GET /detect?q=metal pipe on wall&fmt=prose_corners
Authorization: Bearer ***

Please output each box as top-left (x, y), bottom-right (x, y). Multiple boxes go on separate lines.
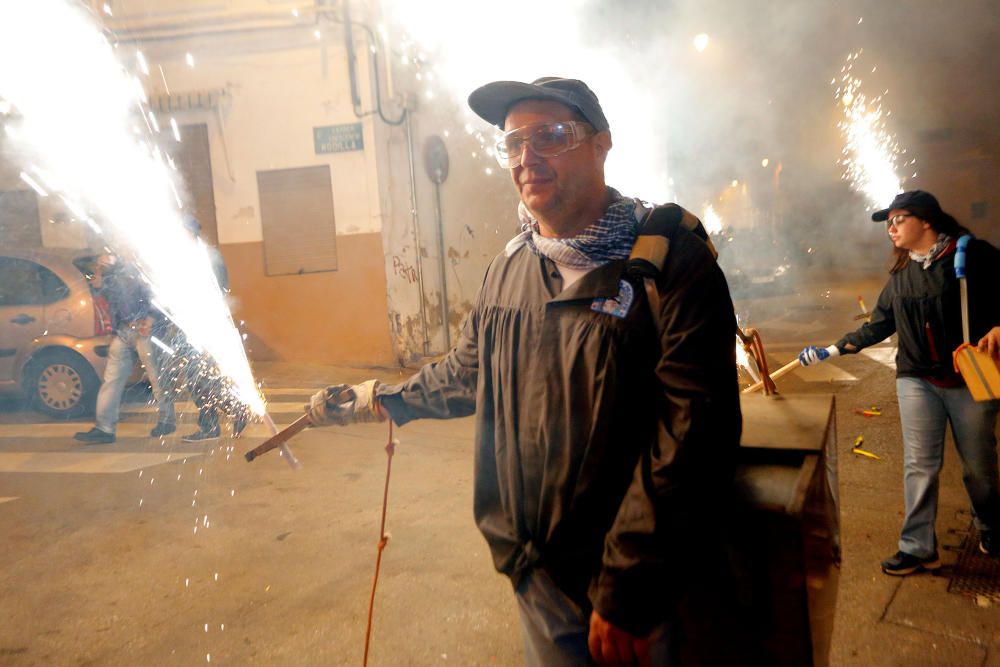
top-left (432, 181), bottom-right (450, 350)
top-left (404, 111), bottom-right (430, 356)
top-left (341, 4), bottom-right (430, 358)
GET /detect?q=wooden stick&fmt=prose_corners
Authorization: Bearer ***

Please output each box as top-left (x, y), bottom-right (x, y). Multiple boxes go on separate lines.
top-left (742, 358), bottom-right (801, 394)
top-left (245, 413), bottom-right (308, 468)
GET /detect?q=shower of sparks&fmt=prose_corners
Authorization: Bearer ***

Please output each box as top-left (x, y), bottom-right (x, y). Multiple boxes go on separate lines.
top-left (734, 336), bottom-right (760, 384)
top-left (379, 1), bottom-right (672, 201)
top-left (19, 171), bottom-right (48, 197)
top-left (834, 51), bottom-right (909, 207)
top-left (0, 0), bottom-right (265, 416)
top-left (703, 204), bottom-right (723, 235)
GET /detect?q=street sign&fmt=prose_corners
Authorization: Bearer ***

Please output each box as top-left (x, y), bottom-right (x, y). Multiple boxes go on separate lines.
top-left (313, 123), bottom-right (364, 154)
top-left (423, 135), bottom-right (449, 184)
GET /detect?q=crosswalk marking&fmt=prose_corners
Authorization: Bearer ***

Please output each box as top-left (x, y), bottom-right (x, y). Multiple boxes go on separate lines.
top-left (256, 387), bottom-right (320, 396)
top-left (0, 452), bottom-right (205, 474)
top-left (0, 386), bottom-right (320, 479)
top-left (861, 346), bottom-right (897, 368)
top-left (0, 421), bottom-right (294, 439)
top-left (122, 401), bottom-right (307, 414)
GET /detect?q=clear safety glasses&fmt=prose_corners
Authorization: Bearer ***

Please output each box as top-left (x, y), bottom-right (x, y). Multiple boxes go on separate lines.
top-left (494, 121), bottom-right (594, 169)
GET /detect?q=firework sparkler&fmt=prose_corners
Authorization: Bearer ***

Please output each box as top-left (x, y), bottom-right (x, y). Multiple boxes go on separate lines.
top-left (834, 51), bottom-right (916, 207)
top-left (0, 2), bottom-right (265, 418)
top-left (703, 204), bottom-right (723, 235)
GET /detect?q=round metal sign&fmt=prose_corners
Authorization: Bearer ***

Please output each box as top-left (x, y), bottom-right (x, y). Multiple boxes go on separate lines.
top-left (423, 135), bottom-right (449, 184)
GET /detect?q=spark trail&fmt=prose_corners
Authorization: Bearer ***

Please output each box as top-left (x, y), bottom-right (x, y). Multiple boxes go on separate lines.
top-left (0, 1), bottom-right (264, 415)
top-left (834, 51), bottom-right (915, 207)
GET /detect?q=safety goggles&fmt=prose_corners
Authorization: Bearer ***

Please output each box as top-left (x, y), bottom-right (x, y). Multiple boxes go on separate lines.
top-left (494, 121), bottom-right (594, 169)
top-left (886, 213), bottom-right (915, 228)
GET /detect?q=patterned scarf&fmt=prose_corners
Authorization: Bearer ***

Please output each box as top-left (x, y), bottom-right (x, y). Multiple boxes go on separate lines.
top-left (504, 188), bottom-right (643, 268)
top-left (909, 233), bottom-right (952, 269)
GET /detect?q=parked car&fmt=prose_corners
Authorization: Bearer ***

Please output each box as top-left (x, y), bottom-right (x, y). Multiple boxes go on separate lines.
top-left (0, 247), bottom-right (141, 418)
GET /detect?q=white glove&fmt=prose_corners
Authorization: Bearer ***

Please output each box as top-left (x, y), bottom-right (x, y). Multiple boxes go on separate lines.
top-left (798, 345), bottom-right (840, 367)
top-left (305, 380), bottom-right (386, 426)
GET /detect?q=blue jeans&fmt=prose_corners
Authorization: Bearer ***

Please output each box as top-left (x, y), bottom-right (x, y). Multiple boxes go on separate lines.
top-left (896, 377), bottom-right (1000, 557)
top-left (94, 327), bottom-right (175, 434)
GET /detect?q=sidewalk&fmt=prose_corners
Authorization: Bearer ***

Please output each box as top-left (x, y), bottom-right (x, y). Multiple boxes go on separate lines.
top-left (251, 356), bottom-right (1000, 666)
top-left (815, 351), bottom-right (1000, 667)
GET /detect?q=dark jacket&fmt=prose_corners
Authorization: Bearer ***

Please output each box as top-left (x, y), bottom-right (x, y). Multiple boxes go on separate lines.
top-left (379, 222), bottom-right (741, 636)
top-left (835, 238), bottom-right (1000, 378)
top-left (97, 264), bottom-right (153, 333)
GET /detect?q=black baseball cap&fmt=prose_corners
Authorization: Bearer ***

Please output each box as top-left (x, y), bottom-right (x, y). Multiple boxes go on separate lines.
top-left (468, 77), bottom-right (610, 132)
top-left (871, 190), bottom-right (942, 222)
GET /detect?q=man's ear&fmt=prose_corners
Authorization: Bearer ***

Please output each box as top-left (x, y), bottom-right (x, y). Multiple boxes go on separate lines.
top-left (593, 130), bottom-right (612, 160)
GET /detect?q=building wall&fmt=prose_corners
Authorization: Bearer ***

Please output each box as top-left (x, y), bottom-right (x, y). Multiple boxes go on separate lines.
top-left (103, 2), bottom-right (397, 365)
top-left (100, 0), bottom-right (516, 366)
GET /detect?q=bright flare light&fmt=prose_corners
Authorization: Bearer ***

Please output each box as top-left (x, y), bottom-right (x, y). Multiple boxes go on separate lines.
top-left (694, 33), bottom-right (710, 52)
top-left (834, 52), bottom-right (908, 207)
top-left (380, 1), bottom-right (672, 201)
top-left (703, 204), bottom-right (723, 235)
top-left (734, 336), bottom-right (760, 384)
top-left (0, 0), bottom-right (265, 415)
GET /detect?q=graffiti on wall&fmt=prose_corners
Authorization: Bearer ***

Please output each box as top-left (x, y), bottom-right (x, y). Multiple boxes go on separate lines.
top-left (392, 255), bottom-right (418, 284)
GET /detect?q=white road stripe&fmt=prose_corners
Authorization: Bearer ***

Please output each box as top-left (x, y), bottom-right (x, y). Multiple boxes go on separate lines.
top-left (257, 388), bottom-right (324, 396)
top-left (0, 452), bottom-right (204, 474)
top-left (0, 421), bottom-right (293, 438)
top-left (861, 346), bottom-right (898, 368)
top-left (122, 401), bottom-right (307, 414)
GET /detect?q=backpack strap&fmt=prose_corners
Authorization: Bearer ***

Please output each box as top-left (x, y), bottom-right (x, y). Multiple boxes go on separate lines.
top-left (628, 204), bottom-right (717, 277)
top-left (626, 203), bottom-right (717, 340)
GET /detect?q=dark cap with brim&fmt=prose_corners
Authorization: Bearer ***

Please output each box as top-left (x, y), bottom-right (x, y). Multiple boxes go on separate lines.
top-left (468, 77), bottom-right (609, 132)
top-left (871, 190), bottom-right (942, 221)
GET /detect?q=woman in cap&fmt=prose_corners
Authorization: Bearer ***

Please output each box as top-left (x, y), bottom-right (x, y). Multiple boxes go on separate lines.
top-left (798, 190), bottom-right (1000, 575)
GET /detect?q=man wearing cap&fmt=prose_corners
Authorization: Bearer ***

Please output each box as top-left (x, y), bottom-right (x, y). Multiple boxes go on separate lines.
top-left (799, 190), bottom-right (1000, 574)
top-left (307, 78), bottom-right (743, 665)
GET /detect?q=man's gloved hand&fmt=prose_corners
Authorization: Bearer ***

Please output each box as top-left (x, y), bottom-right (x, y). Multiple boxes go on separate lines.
top-left (305, 380), bottom-right (386, 426)
top-left (798, 345), bottom-right (840, 367)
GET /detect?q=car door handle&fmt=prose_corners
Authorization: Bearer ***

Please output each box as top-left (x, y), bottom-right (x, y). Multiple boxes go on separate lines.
top-left (10, 314), bottom-right (36, 325)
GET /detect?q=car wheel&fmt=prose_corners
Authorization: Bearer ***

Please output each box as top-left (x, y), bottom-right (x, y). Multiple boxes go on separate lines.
top-left (25, 350), bottom-right (101, 419)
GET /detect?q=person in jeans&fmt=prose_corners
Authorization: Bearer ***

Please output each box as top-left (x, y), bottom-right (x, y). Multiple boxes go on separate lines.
top-left (74, 253), bottom-right (175, 444)
top-left (799, 190), bottom-right (1000, 574)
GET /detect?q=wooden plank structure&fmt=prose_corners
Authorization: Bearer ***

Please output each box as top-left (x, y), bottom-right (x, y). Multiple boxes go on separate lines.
top-left (735, 393), bottom-right (840, 667)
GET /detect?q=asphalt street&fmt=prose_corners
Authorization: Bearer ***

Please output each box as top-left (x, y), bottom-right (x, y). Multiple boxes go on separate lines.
top-left (1, 275), bottom-right (998, 665)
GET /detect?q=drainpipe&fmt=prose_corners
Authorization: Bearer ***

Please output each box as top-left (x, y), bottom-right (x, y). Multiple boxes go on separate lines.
top-left (404, 111), bottom-right (430, 356)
